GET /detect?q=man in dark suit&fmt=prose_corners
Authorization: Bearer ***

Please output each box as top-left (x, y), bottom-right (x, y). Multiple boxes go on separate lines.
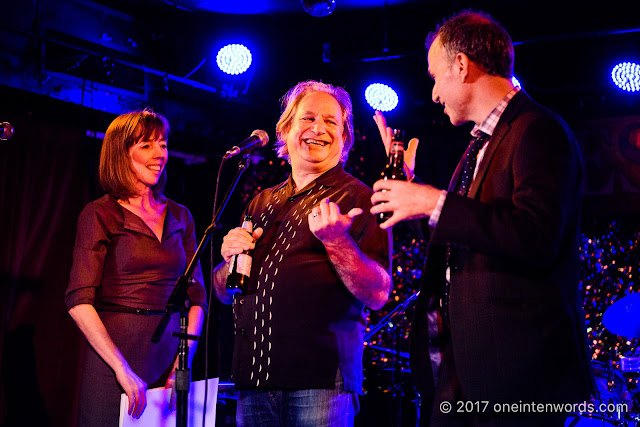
top-left (371, 10), bottom-right (595, 426)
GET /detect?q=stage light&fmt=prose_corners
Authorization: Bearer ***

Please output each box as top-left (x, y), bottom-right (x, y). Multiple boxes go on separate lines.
top-left (611, 62), bottom-right (640, 92)
top-left (511, 75), bottom-right (522, 88)
top-left (216, 44), bottom-right (252, 75)
top-left (365, 83), bottom-right (398, 112)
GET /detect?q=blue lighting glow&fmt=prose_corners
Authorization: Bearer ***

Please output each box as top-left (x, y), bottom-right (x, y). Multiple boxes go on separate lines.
top-left (365, 83), bottom-right (398, 112)
top-left (612, 62), bottom-right (640, 92)
top-left (216, 44), bottom-right (252, 75)
top-left (511, 75), bottom-right (522, 88)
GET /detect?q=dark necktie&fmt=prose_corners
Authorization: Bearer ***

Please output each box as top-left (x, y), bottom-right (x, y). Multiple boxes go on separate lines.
top-left (456, 132), bottom-right (490, 197)
top-left (442, 132), bottom-right (490, 330)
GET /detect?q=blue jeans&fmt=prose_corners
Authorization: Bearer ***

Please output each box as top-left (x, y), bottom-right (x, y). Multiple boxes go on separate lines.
top-left (236, 374), bottom-right (359, 426)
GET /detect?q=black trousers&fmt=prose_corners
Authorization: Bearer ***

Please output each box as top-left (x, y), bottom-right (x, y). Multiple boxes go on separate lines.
top-left (423, 342), bottom-right (568, 427)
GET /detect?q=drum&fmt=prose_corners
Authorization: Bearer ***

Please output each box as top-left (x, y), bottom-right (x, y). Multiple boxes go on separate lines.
top-left (565, 360), bottom-right (627, 426)
top-left (592, 360), bottom-right (625, 407)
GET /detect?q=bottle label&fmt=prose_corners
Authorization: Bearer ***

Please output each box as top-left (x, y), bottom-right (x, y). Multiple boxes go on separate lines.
top-left (390, 141), bottom-right (404, 154)
top-left (234, 253), bottom-right (252, 276)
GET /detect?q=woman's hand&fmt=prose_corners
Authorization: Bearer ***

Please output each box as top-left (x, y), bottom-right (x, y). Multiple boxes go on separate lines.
top-left (165, 368), bottom-right (178, 411)
top-left (115, 364), bottom-right (148, 418)
top-left (164, 305), bottom-right (204, 411)
top-left (68, 304), bottom-right (149, 419)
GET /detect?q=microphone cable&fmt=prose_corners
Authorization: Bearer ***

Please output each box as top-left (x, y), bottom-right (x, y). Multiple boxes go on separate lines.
top-left (202, 154), bottom-right (228, 427)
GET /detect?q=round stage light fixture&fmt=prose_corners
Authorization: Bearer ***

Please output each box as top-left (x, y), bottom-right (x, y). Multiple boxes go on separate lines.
top-left (612, 62), bottom-right (640, 92)
top-left (365, 83), bottom-right (398, 112)
top-left (217, 44), bottom-right (252, 75)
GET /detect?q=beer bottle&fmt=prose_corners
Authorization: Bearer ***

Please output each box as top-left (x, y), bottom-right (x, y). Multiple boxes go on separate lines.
top-left (226, 215), bottom-right (253, 295)
top-left (377, 129), bottom-right (407, 224)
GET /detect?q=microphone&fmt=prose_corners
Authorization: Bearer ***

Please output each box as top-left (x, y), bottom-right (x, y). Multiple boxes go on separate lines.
top-left (0, 122), bottom-right (14, 140)
top-left (223, 129), bottom-right (269, 159)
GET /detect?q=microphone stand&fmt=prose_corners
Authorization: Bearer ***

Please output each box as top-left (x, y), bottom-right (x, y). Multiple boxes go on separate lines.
top-left (152, 154), bottom-right (252, 427)
top-left (364, 290), bottom-right (419, 342)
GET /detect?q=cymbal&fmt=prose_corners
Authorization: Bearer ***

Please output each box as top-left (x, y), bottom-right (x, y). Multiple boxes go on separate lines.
top-left (603, 292), bottom-right (640, 338)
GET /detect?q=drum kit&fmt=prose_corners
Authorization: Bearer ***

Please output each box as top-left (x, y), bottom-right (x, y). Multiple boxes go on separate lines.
top-left (567, 292), bottom-right (640, 426)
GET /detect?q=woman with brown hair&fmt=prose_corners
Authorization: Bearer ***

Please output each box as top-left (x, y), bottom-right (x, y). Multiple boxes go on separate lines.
top-left (65, 109), bottom-right (207, 426)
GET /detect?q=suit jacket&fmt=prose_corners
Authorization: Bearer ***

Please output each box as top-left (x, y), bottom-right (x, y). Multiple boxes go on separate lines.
top-left (410, 90), bottom-right (595, 404)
